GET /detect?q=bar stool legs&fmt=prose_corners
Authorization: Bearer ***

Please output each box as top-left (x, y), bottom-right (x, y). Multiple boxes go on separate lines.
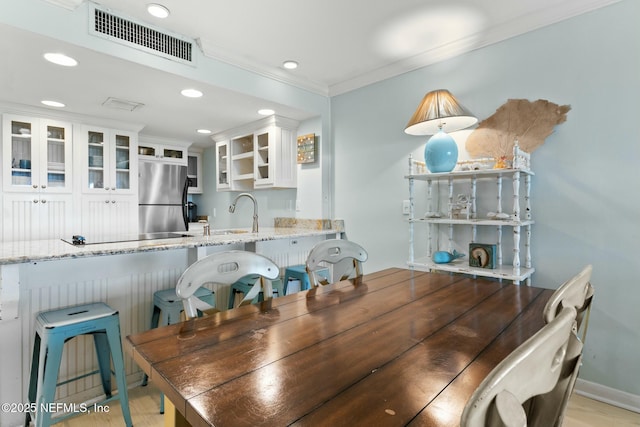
top-left (143, 286), bottom-right (215, 414)
top-left (26, 302), bottom-right (132, 427)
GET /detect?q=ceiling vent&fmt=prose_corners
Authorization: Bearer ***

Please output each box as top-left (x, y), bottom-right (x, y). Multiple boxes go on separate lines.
top-left (102, 97), bottom-right (145, 112)
top-left (90, 5), bottom-right (194, 65)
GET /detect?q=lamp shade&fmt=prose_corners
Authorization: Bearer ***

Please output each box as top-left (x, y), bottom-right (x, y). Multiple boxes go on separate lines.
top-left (404, 89), bottom-right (477, 136)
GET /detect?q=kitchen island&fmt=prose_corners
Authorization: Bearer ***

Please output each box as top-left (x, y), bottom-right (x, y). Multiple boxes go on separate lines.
top-left (0, 219), bottom-right (344, 427)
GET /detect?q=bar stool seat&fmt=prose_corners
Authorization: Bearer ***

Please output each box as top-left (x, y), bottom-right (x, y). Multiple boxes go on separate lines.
top-left (283, 264), bottom-right (329, 295)
top-left (151, 286), bottom-right (215, 328)
top-left (26, 302), bottom-right (132, 427)
top-left (228, 276), bottom-right (283, 309)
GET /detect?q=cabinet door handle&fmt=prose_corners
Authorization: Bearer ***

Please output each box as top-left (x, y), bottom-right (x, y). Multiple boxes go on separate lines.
top-left (33, 184), bottom-right (38, 189)
top-left (105, 200), bottom-right (110, 204)
top-left (41, 199), bottom-right (46, 204)
top-left (33, 199), bottom-right (39, 203)
top-left (111, 200), bottom-right (116, 204)
top-left (41, 185), bottom-right (47, 189)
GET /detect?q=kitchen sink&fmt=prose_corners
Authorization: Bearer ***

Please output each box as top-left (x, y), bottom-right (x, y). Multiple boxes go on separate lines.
top-left (211, 229), bottom-right (249, 235)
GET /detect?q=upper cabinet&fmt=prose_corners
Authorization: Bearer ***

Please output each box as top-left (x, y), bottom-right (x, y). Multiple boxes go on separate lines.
top-left (2, 114), bottom-right (74, 241)
top-left (78, 125), bottom-right (138, 195)
top-left (187, 148), bottom-right (203, 194)
top-left (213, 115), bottom-right (299, 191)
top-left (138, 137), bottom-right (189, 165)
top-left (2, 114), bottom-right (73, 193)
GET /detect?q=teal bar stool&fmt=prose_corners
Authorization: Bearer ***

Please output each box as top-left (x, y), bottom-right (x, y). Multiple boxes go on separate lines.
top-left (283, 264), bottom-right (330, 295)
top-left (26, 302), bottom-right (132, 427)
top-left (228, 276), bottom-right (283, 309)
top-left (151, 286), bottom-right (215, 329)
top-left (143, 286), bottom-right (215, 413)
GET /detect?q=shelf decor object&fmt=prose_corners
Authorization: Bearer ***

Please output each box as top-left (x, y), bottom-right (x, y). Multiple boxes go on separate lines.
top-left (469, 243), bottom-right (497, 269)
top-left (405, 89), bottom-right (478, 173)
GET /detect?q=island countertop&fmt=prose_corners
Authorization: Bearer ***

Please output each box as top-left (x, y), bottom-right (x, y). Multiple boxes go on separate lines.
top-left (0, 219), bottom-right (345, 266)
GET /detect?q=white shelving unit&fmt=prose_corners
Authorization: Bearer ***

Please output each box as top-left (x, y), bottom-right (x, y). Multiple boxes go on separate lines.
top-left (213, 115), bottom-right (299, 191)
top-left (406, 144), bottom-right (535, 285)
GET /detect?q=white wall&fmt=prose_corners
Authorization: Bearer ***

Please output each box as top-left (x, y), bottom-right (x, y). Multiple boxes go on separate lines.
top-left (331, 0), bottom-right (640, 398)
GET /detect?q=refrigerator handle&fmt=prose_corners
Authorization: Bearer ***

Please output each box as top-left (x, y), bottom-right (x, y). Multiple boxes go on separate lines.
top-left (182, 177), bottom-right (189, 230)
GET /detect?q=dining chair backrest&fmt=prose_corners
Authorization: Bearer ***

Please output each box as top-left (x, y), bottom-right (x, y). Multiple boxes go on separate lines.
top-left (176, 250), bottom-right (280, 319)
top-left (543, 264), bottom-right (594, 342)
top-left (460, 306), bottom-right (579, 427)
top-left (535, 264), bottom-right (594, 427)
top-left (305, 239), bottom-right (368, 287)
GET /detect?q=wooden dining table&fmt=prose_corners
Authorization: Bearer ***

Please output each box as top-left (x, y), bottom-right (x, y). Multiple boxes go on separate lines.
top-left (125, 267), bottom-right (553, 427)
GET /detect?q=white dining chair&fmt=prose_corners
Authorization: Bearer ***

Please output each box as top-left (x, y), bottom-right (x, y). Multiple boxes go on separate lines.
top-left (305, 239), bottom-right (368, 287)
top-left (534, 264), bottom-right (594, 427)
top-left (543, 264), bottom-right (594, 342)
top-left (176, 250), bottom-right (280, 319)
top-left (460, 306), bottom-right (579, 427)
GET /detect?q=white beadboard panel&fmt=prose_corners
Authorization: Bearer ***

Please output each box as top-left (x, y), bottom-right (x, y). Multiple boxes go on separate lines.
top-left (18, 249), bottom-right (190, 403)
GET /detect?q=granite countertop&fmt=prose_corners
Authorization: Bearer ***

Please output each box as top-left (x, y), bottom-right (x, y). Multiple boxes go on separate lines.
top-left (0, 219), bottom-right (345, 266)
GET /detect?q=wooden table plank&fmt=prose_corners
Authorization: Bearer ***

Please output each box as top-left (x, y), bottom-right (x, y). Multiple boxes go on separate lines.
top-left (406, 288), bottom-right (553, 427)
top-left (125, 269), bottom-right (553, 427)
top-left (294, 285), bottom-right (547, 426)
top-left (183, 277), bottom-right (518, 426)
top-left (149, 271), bottom-right (468, 419)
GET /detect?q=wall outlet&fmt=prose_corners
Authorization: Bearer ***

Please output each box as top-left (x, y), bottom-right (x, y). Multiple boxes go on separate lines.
top-left (402, 200), bottom-right (410, 215)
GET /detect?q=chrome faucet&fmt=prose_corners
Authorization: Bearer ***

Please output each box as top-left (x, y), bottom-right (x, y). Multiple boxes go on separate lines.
top-left (229, 193), bottom-right (259, 233)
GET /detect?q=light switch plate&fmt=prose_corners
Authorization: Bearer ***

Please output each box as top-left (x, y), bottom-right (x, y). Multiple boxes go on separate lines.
top-left (402, 200), bottom-right (410, 215)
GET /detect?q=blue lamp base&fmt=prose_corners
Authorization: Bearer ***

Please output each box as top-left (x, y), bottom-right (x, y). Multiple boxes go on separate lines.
top-left (424, 129), bottom-right (458, 173)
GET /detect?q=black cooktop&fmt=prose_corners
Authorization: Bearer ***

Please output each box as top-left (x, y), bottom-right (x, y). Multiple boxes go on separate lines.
top-left (62, 232), bottom-right (188, 246)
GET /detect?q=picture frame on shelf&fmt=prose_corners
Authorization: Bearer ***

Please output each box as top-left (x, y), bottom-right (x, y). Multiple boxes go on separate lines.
top-left (469, 243), bottom-right (497, 269)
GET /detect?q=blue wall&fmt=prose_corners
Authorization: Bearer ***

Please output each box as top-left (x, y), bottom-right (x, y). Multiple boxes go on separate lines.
top-left (332, 0), bottom-right (640, 397)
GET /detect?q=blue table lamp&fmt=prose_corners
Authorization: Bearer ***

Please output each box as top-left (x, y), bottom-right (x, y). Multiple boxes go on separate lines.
top-left (404, 89), bottom-right (477, 173)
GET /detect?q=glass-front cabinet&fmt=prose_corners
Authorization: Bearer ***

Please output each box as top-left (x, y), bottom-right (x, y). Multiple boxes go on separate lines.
top-left (187, 149), bottom-right (203, 194)
top-left (2, 114), bottom-right (73, 242)
top-left (215, 140), bottom-right (230, 191)
top-left (2, 114), bottom-right (73, 193)
top-left (82, 126), bottom-right (136, 194)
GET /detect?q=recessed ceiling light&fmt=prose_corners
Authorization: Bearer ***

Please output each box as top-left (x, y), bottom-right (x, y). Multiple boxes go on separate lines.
top-left (147, 3), bottom-right (170, 18)
top-left (43, 53), bottom-right (78, 67)
top-left (196, 129), bottom-right (212, 134)
top-left (258, 109), bottom-right (275, 116)
top-left (283, 60), bottom-right (298, 70)
top-left (41, 100), bottom-right (66, 108)
top-left (181, 89), bottom-right (203, 98)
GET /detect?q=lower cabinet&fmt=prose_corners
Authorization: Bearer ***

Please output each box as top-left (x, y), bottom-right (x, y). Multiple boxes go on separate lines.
top-left (1, 193), bottom-right (73, 241)
top-left (79, 193), bottom-right (138, 241)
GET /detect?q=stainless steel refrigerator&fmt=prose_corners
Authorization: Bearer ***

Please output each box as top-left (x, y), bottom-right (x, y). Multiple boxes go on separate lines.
top-left (138, 161), bottom-right (189, 235)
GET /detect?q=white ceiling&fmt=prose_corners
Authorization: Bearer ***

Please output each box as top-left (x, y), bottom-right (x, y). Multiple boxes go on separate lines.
top-left (0, 0), bottom-right (620, 147)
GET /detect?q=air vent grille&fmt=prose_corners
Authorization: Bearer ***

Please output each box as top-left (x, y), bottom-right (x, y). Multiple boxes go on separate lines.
top-left (93, 8), bottom-right (193, 63)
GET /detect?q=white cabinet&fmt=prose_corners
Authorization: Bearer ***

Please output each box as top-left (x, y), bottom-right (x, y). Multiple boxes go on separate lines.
top-left (2, 115), bottom-right (73, 241)
top-left (138, 139), bottom-right (188, 165)
top-left (2, 114), bottom-right (73, 193)
top-left (79, 194), bottom-right (138, 241)
top-left (77, 126), bottom-right (138, 240)
top-left (79, 126), bottom-right (137, 195)
top-left (405, 146), bottom-right (535, 285)
top-left (213, 115), bottom-right (299, 191)
top-left (187, 149), bottom-right (203, 194)
top-left (215, 140), bottom-right (230, 191)
top-left (2, 193), bottom-right (73, 241)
